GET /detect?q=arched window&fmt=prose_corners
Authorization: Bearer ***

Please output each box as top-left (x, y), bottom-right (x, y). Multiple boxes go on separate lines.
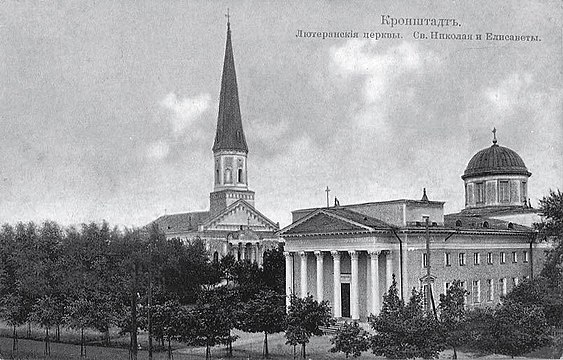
top-left (238, 168), bottom-right (243, 183)
top-left (482, 221), bottom-right (489, 228)
top-left (224, 168), bottom-right (232, 183)
top-left (455, 220), bottom-right (462, 227)
top-left (508, 222), bottom-right (514, 230)
top-left (213, 251), bottom-right (219, 263)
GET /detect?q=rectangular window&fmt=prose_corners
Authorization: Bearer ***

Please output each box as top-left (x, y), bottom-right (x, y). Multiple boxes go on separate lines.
top-left (499, 278), bottom-right (507, 296)
top-left (499, 180), bottom-right (510, 203)
top-left (500, 252), bottom-right (506, 264)
top-left (521, 181), bottom-right (527, 203)
top-left (444, 282), bottom-right (451, 294)
top-left (487, 252), bottom-right (493, 264)
top-left (472, 280), bottom-right (481, 304)
top-left (512, 277), bottom-right (519, 287)
top-left (487, 279), bottom-right (494, 302)
top-left (459, 253), bottom-right (466, 266)
top-left (512, 252), bottom-right (518, 263)
top-left (476, 182), bottom-right (485, 204)
top-left (422, 253), bottom-right (428, 268)
top-left (523, 251), bottom-right (529, 263)
top-left (444, 253), bottom-right (451, 267)
top-left (422, 284), bottom-right (429, 312)
top-left (473, 252), bottom-right (480, 265)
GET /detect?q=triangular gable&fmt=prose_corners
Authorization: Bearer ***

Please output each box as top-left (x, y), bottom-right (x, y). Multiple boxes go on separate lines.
top-left (202, 200), bottom-right (278, 232)
top-left (280, 209), bottom-right (375, 236)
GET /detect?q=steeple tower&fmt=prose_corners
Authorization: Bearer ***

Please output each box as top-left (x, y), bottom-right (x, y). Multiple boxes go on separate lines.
top-left (210, 18), bottom-right (255, 217)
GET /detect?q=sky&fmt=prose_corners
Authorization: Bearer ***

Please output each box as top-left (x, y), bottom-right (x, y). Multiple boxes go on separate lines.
top-left (1, 1), bottom-right (561, 228)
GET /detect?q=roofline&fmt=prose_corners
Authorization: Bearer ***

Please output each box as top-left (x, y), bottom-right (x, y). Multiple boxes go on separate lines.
top-left (281, 227), bottom-right (534, 238)
top-left (292, 199), bottom-right (446, 215)
top-left (461, 169), bottom-right (532, 180)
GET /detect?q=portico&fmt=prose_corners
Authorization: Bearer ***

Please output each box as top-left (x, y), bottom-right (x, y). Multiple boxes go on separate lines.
top-left (284, 248), bottom-right (395, 320)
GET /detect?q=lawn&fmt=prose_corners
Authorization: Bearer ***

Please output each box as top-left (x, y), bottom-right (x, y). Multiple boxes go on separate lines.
top-left (0, 325), bottom-right (560, 359)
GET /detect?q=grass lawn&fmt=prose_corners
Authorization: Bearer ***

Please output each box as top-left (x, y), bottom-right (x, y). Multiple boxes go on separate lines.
top-left (0, 323), bottom-right (560, 359)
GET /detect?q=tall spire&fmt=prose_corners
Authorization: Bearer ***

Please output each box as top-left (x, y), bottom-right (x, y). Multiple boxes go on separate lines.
top-left (212, 16), bottom-right (248, 153)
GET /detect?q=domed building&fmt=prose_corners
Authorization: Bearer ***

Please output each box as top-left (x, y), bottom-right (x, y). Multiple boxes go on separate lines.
top-left (280, 130), bottom-right (548, 321)
top-left (451, 130), bottom-right (541, 227)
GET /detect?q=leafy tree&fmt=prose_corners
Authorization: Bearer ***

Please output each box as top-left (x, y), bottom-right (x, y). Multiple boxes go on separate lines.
top-left (238, 289), bottom-right (286, 358)
top-left (65, 296), bottom-right (96, 357)
top-left (261, 245), bottom-right (285, 295)
top-left (369, 278), bottom-right (444, 359)
top-left (30, 295), bottom-right (59, 356)
top-left (492, 301), bottom-right (551, 358)
top-left (438, 280), bottom-right (469, 359)
top-left (330, 321), bottom-right (370, 358)
top-left (0, 294), bottom-right (27, 355)
top-left (183, 293), bottom-right (235, 360)
top-left (285, 294), bottom-right (334, 359)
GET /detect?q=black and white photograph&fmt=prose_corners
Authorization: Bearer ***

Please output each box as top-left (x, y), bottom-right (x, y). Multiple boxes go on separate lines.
top-left (0, 1), bottom-right (561, 359)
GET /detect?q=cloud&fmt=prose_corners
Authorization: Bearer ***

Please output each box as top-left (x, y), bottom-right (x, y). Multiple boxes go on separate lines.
top-left (160, 92), bottom-right (211, 136)
top-left (485, 73), bottom-right (533, 113)
top-left (146, 140), bottom-right (170, 160)
top-left (329, 40), bottom-right (440, 133)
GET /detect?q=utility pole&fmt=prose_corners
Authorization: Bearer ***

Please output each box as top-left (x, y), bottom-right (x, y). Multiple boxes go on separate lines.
top-left (148, 241), bottom-right (153, 360)
top-left (424, 217), bottom-right (437, 318)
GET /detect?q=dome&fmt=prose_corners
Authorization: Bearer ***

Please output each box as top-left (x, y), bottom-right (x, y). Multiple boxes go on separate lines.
top-left (462, 143), bottom-right (531, 179)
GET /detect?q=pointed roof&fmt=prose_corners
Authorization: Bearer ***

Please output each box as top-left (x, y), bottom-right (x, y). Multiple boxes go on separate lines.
top-left (213, 21), bottom-right (248, 153)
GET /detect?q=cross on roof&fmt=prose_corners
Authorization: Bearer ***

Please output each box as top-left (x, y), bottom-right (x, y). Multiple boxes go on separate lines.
top-left (225, 8), bottom-right (230, 25)
top-left (492, 127), bottom-right (497, 144)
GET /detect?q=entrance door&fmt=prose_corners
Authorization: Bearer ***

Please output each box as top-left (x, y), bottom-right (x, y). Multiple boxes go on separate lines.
top-left (341, 283), bottom-right (351, 318)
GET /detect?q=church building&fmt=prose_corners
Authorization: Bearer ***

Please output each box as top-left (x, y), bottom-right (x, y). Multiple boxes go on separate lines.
top-left (153, 21), bottom-right (279, 264)
top-left (280, 133), bottom-right (547, 320)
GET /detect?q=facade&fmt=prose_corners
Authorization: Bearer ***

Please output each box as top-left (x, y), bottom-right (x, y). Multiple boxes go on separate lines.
top-left (152, 22), bottom-right (279, 264)
top-left (280, 135), bottom-right (547, 320)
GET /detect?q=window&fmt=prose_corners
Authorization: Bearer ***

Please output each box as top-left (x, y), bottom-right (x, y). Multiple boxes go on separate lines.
top-left (213, 251), bottom-right (219, 263)
top-left (523, 251), bottom-right (529, 263)
top-left (455, 219), bottom-right (462, 227)
top-left (444, 282), bottom-right (451, 294)
top-left (476, 182), bottom-right (485, 204)
top-left (224, 168), bottom-right (232, 183)
top-left (512, 252), bottom-right (517, 263)
top-left (524, 275), bottom-right (530, 281)
top-left (487, 252), bottom-right (493, 265)
top-left (499, 180), bottom-right (510, 203)
top-left (512, 277), bottom-right (519, 287)
top-left (472, 280), bottom-right (481, 304)
top-left (500, 252), bottom-right (506, 264)
top-left (487, 279), bottom-right (494, 302)
top-left (499, 278), bottom-right (507, 296)
top-left (459, 253), bottom-right (466, 266)
top-left (521, 181), bottom-right (527, 203)
top-left (422, 253), bottom-right (428, 268)
top-left (460, 281), bottom-right (467, 306)
top-left (444, 253), bottom-right (451, 266)
top-left (237, 168), bottom-right (243, 183)
top-left (473, 252), bottom-right (480, 265)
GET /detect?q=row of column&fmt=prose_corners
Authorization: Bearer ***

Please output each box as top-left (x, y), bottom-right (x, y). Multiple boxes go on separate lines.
top-left (285, 250), bottom-right (394, 320)
top-left (229, 242), bottom-right (262, 264)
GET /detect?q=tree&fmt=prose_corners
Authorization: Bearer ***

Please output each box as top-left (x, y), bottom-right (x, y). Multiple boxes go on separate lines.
top-left (438, 280), bottom-right (469, 359)
top-left (261, 245), bottom-right (285, 295)
top-left (491, 300), bottom-right (551, 358)
top-left (0, 294), bottom-right (27, 355)
top-left (65, 296), bottom-right (96, 357)
top-left (238, 289), bottom-right (286, 358)
top-left (30, 295), bottom-right (59, 356)
top-left (369, 278), bottom-right (444, 359)
top-left (330, 321), bottom-right (370, 358)
top-left (285, 294), bottom-right (334, 359)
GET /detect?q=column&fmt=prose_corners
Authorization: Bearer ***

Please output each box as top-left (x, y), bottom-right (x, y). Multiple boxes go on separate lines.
top-left (331, 251), bottom-right (342, 318)
top-left (349, 251), bottom-right (359, 320)
top-left (369, 251), bottom-right (381, 315)
top-left (284, 252), bottom-right (294, 308)
top-left (299, 251), bottom-right (308, 297)
top-left (239, 243), bottom-right (244, 261)
top-left (386, 250), bottom-right (393, 290)
top-left (315, 251), bottom-right (324, 301)
top-left (256, 243), bottom-right (262, 265)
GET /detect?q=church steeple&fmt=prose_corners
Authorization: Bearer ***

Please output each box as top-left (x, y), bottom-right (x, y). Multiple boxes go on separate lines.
top-left (212, 19), bottom-right (248, 153)
top-left (210, 18), bottom-right (255, 217)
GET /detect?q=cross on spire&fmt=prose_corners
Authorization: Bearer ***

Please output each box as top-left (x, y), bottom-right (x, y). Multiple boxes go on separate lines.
top-left (225, 8), bottom-right (230, 29)
top-left (492, 127), bottom-right (498, 145)
top-left (325, 186), bottom-right (330, 208)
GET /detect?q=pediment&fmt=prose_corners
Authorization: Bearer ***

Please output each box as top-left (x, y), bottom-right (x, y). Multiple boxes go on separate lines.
top-left (283, 212), bottom-right (367, 235)
top-left (202, 200), bottom-right (278, 232)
